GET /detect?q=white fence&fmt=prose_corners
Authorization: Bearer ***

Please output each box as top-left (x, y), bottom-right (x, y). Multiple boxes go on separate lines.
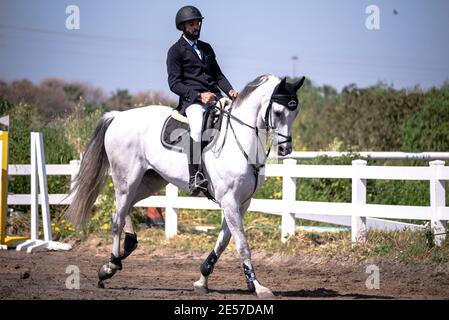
top-left (6, 156), bottom-right (449, 245)
top-left (278, 151), bottom-right (449, 160)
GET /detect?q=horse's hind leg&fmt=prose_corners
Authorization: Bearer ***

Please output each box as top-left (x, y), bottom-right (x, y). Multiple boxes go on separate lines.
top-left (193, 218), bottom-right (232, 294)
top-left (97, 166), bottom-right (145, 288)
top-left (120, 215), bottom-right (138, 260)
top-left (121, 170), bottom-right (168, 260)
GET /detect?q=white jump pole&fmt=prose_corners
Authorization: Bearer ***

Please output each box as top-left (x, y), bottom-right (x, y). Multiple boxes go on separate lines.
top-left (16, 132), bottom-right (71, 252)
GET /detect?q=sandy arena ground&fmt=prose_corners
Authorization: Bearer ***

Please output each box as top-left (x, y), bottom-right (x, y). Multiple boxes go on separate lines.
top-left (1, 238), bottom-right (448, 300)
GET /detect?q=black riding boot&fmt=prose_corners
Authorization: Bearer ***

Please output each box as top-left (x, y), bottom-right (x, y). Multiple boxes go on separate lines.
top-left (188, 138), bottom-right (208, 194)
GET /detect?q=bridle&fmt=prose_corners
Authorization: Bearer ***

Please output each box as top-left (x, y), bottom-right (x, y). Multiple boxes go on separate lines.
top-left (264, 91), bottom-right (299, 146)
top-left (212, 82), bottom-right (299, 196)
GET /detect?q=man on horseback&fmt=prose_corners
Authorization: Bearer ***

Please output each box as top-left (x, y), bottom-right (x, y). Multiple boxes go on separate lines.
top-left (167, 5), bottom-right (238, 194)
top-left (68, 72), bottom-right (305, 295)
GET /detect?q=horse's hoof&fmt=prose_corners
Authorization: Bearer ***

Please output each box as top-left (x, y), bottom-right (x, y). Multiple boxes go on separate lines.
top-left (98, 281), bottom-right (105, 289)
top-left (193, 281), bottom-right (209, 295)
top-left (256, 287), bottom-right (275, 298)
top-left (98, 264), bottom-right (117, 281)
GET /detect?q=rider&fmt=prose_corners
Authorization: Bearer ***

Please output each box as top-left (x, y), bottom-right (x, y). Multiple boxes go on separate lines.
top-left (167, 5), bottom-right (238, 194)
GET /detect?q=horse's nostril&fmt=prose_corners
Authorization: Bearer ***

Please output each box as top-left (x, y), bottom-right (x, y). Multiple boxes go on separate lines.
top-left (278, 146), bottom-right (288, 156)
top-left (278, 145), bottom-right (291, 156)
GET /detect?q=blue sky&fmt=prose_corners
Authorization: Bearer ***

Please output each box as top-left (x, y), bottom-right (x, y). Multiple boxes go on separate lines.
top-left (0, 0), bottom-right (448, 99)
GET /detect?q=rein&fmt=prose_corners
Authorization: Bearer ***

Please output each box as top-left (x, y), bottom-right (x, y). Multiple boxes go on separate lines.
top-left (212, 89), bottom-right (298, 197)
top-left (214, 105), bottom-right (266, 199)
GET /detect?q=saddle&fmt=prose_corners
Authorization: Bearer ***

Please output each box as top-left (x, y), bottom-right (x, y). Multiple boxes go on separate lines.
top-left (160, 97), bottom-right (231, 153)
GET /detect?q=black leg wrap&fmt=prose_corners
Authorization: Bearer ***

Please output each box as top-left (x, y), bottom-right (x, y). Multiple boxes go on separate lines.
top-left (200, 251), bottom-right (218, 277)
top-left (109, 253), bottom-right (122, 270)
top-left (243, 264), bottom-right (256, 293)
top-left (121, 232), bottom-right (138, 259)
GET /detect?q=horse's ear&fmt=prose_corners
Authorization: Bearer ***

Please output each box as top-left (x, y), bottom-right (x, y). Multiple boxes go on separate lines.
top-left (278, 77), bottom-right (287, 89)
top-left (294, 76), bottom-right (305, 91)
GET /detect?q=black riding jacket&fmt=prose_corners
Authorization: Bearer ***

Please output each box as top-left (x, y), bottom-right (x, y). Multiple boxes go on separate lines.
top-left (167, 36), bottom-right (233, 115)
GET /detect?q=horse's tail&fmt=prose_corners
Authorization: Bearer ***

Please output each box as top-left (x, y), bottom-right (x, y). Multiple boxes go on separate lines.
top-left (65, 111), bottom-right (118, 227)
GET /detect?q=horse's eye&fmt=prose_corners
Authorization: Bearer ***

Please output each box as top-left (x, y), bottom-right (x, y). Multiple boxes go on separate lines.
top-left (274, 111), bottom-right (283, 117)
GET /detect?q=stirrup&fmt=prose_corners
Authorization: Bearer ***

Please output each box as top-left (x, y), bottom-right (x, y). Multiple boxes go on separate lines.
top-left (190, 172), bottom-right (208, 193)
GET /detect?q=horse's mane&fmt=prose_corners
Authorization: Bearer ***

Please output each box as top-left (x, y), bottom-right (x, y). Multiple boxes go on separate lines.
top-left (232, 74), bottom-right (272, 108)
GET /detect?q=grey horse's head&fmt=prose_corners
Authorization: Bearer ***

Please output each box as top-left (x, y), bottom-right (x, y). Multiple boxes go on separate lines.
top-left (269, 76), bottom-right (305, 156)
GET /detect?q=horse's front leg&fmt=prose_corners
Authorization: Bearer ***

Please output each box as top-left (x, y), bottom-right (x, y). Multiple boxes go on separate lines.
top-left (193, 198), bottom-right (251, 294)
top-left (194, 217), bottom-right (232, 294)
top-left (220, 196), bottom-right (274, 298)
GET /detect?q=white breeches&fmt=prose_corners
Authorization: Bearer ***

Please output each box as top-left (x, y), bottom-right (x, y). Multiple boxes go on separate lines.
top-left (185, 103), bottom-right (207, 142)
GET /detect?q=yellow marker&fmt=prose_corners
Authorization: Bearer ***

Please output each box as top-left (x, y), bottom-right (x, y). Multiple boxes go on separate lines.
top-left (0, 131), bottom-right (28, 247)
top-left (0, 131), bottom-right (8, 245)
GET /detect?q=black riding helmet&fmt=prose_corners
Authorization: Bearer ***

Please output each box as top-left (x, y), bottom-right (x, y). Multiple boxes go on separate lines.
top-left (175, 6), bottom-right (204, 30)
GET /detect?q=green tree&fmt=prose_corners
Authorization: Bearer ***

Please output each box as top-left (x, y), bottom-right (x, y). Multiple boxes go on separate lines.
top-left (401, 84), bottom-right (449, 151)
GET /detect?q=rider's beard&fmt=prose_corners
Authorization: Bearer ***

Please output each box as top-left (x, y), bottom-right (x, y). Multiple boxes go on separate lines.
top-left (184, 29), bottom-right (200, 41)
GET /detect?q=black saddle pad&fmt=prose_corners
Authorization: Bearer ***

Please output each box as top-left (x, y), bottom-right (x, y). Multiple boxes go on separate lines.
top-left (161, 116), bottom-right (190, 153)
top-left (161, 107), bottom-right (224, 153)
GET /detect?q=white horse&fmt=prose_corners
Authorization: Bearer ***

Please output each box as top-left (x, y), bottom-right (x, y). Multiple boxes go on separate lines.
top-left (65, 74), bottom-right (305, 297)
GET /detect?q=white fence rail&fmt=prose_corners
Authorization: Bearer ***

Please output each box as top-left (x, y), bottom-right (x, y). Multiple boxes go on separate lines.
top-left (277, 151), bottom-right (449, 160)
top-left (7, 158), bottom-right (449, 245)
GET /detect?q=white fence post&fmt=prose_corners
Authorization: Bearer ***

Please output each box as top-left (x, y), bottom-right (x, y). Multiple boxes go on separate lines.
top-left (282, 159), bottom-right (297, 242)
top-left (429, 160), bottom-right (447, 246)
top-left (16, 132), bottom-right (71, 252)
top-left (35, 133), bottom-right (52, 242)
top-left (69, 160), bottom-right (80, 190)
top-left (30, 133), bottom-right (39, 241)
top-left (352, 160), bottom-right (367, 242)
top-left (165, 184), bottom-right (178, 239)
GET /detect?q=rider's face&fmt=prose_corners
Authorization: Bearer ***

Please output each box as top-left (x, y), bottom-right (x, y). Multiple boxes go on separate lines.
top-left (183, 19), bottom-right (201, 40)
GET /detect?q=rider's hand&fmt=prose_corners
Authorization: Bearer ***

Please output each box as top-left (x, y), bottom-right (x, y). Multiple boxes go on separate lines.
top-left (199, 92), bottom-right (217, 105)
top-left (229, 90), bottom-right (239, 100)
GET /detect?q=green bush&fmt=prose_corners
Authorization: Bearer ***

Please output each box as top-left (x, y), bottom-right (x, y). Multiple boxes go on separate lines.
top-left (401, 84), bottom-right (449, 152)
top-left (294, 79), bottom-right (448, 152)
top-left (296, 155), bottom-right (358, 203)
